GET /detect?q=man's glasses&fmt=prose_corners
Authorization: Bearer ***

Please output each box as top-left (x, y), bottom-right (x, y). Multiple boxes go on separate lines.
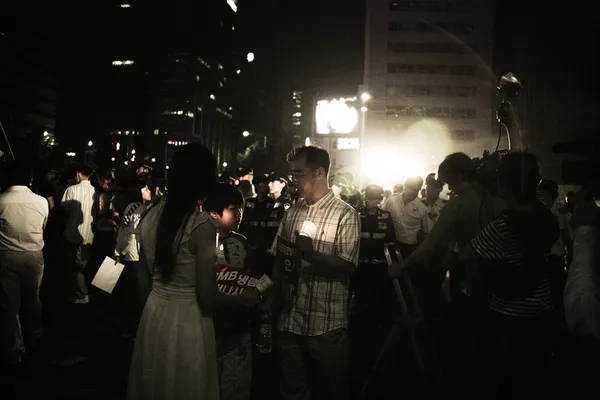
top-left (290, 169), bottom-right (314, 183)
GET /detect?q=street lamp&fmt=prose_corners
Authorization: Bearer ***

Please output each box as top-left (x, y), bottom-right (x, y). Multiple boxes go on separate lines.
top-left (43, 131), bottom-right (49, 137)
top-left (88, 140), bottom-right (93, 147)
top-left (131, 149), bottom-right (136, 154)
top-left (222, 162), bottom-right (228, 167)
top-left (359, 91), bottom-right (371, 187)
top-left (242, 130), bottom-right (250, 137)
top-left (247, 52), bottom-right (255, 63)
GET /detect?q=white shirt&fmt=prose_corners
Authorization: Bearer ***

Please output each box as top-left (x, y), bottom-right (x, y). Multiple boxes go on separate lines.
top-left (61, 180), bottom-right (97, 245)
top-left (564, 226), bottom-right (600, 340)
top-left (0, 186), bottom-right (49, 252)
top-left (383, 194), bottom-right (429, 245)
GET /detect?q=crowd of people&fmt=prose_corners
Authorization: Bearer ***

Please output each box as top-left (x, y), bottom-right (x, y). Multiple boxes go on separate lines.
top-left (0, 143), bottom-right (599, 399)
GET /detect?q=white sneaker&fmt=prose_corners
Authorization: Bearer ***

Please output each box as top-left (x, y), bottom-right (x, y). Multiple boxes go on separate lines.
top-left (68, 296), bottom-right (89, 304)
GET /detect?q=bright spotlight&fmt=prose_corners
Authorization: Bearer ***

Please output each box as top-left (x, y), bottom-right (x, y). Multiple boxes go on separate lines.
top-left (131, 149), bottom-right (136, 154)
top-left (43, 131), bottom-right (49, 137)
top-left (247, 52), bottom-right (255, 63)
top-left (111, 157), bottom-right (115, 161)
top-left (222, 162), bottom-right (228, 167)
top-left (88, 141), bottom-right (93, 147)
top-left (236, 69), bottom-right (241, 74)
top-left (242, 131), bottom-right (250, 137)
top-left (151, 157), bottom-right (156, 163)
top-left (361, 92), bottom-right (371, 102)
top-left (361, 146), bottom-right (427, 190)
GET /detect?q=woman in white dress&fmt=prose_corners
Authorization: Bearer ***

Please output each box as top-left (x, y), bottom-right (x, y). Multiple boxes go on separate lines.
top-left (127, 143), bottom-right (221, 399)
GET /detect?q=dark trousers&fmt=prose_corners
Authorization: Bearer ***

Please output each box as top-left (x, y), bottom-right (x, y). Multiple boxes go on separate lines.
top-left (217, 332), bottom-right (253, 400)
top-left (473, 310), bottom-right (554, 399)
top-left (0, 251), bottom-right (44, 364)
top-left (65, 241), bottom-right (91, 299)
top-left (277, 329), bottom-right (349, 400)
top-left (349, 315), bottom-right (391, 399)
top-left (438, 292), bottom-right (488, 399)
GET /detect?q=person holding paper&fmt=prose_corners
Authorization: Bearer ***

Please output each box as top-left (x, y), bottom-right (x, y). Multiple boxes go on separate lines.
top-left (113, 177), bottom-right (157, 337)
top-left (270, 146), bottom-right (360, 400)
top-left (204, 182), bottom-right (263, 400)
top-left (128, 144), bottom-right (226, 400)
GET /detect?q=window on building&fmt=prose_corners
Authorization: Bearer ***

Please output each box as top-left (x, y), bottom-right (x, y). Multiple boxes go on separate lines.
top-left (387, 85), bottom-right (477, 98)
top-left (389, 1), bottom-right (475, 12)
top-left (388, 42), bottom-right (475, 54)
top-left (112, 60), bottom-right (134, 66)
top-left (293, 112), bottom-right (302, 117)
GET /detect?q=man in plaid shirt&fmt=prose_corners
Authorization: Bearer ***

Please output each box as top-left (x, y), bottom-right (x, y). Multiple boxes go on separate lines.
top-left (271, 146), bottom-right (360, 400)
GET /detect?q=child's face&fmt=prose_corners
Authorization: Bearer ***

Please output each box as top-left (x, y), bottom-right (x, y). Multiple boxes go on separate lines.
top-left (212, 205), bottom-right (243, 232)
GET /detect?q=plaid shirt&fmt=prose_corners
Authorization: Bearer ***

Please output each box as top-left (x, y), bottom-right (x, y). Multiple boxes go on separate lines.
top-left (271, 190), bottom-right (360, 336)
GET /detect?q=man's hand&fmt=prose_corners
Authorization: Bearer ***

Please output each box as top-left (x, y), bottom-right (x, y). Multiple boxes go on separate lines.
top-left (295, 232), bottom-right (314, 259)
top-left (239, 287), bottom-right (262, 307)
top-left (570, 190), bottom-right (600, 231)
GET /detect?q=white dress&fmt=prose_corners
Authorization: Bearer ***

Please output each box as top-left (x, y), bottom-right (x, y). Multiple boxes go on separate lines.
top-left (127, 199), bottom-right (219, 400)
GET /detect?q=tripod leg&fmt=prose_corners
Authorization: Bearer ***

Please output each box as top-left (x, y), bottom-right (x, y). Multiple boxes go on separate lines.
top-left (359, 322), bottom-right (400, 400)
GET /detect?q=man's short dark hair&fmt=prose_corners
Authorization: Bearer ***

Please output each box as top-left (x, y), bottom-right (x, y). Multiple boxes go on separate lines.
top-left (5, 160), bottom-right (33, 186)
top-left (365, 184), bottom-right (384, 199)
top-left (287, 146), bottom-right (330, 175)
top-left (203, 183), bottom-right (244, 216)
top-left (438, 152), bottom-right (476, 184)
top-left (73, 163), bottom-right (93, 178)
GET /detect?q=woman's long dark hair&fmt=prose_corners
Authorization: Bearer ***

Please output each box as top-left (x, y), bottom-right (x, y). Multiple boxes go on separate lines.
top-left (155, 144), bottom-right (217, 282)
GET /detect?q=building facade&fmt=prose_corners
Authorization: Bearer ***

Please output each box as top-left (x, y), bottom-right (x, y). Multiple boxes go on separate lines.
top-left (364, 0), bottom-right (494, 159)
top-left (0, 28), bottom-right (61, 160)
top-left (58, 0), bottom-right (252, 171)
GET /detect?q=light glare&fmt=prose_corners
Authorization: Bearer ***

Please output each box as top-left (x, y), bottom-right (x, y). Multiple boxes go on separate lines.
top-left (247, 52), bottom-right (255, 63)
top-left (226, 0), bottom-right (237, 12)
top-left (316, 98), bottom-right (359, 135)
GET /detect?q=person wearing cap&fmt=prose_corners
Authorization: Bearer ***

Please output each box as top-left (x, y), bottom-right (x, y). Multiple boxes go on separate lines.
top-left (136, 165), bottom-right (152, 177)
top-left (350, 184), bottom-right (396, 394)
top-left (219, 171), bottom-right (237, 186)
top-left (382, 176), bottom-right (429, 259)
top-left (237, 167), bottom-right (254, 184)
top-left (268, 173), bottom-right (292, 211)
top-left (239, 175), bottom-right (278, 274)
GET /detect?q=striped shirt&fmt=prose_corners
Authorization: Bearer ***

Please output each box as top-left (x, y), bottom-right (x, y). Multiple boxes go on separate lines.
top-left (271, 190), bottom-right (360, 336)
top-left (61, 180), bottom-right (97, 245)
top-left (471, 208), bottom-right (557, 317)
top-left (115, 202), bottom-right (145, 261)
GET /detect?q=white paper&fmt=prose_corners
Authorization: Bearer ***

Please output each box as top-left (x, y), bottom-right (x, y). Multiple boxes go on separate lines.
top-left (254, 274), bottom-right (274, 293)
top-left (92, 256), bottom-right (125, 294)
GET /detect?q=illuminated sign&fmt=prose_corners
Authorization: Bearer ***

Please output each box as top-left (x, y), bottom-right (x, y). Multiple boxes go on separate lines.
top-left (336, 138), bottom-right (360, 150)
top-left (226, 0), bottom-right (237, 12)
top-left (316, 97), bottom-right (359, 135)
